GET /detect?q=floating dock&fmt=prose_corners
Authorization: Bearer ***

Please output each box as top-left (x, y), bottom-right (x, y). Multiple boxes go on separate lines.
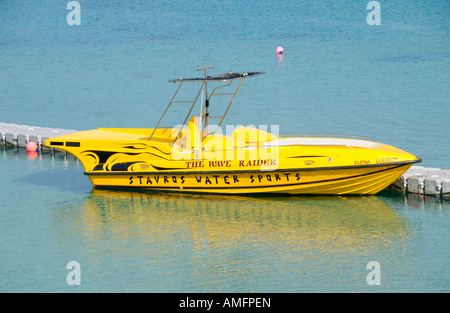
top-left (391, 166), bottom-right (450, 197)
top-left (1, 122), bottom-right (449, 197)
top-left (0, 122), bottom-right (77, 150)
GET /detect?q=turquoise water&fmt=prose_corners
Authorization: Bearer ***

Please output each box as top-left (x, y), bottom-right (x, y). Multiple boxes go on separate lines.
top-left (1, 147), bottom-right (449, 292)
top-left (1, 0), bottom-right (449, 292)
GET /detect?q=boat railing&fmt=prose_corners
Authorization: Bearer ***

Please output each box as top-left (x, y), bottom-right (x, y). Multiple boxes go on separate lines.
top-left (279, 134), bottom-right (375, 141)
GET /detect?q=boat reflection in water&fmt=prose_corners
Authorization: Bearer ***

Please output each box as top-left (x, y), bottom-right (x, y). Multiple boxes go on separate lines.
top-left (49, 188), bottom-right (419, 291)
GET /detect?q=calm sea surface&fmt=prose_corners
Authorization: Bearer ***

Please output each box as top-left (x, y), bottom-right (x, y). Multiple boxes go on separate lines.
top-left (0, 0), bottom-right (449, 292)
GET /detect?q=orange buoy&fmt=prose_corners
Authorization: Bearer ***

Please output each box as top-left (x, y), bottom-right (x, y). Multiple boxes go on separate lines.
top-left (276, 46), bottom-right (284, 55)
top-left (26, 141), bottom-right (38, 152)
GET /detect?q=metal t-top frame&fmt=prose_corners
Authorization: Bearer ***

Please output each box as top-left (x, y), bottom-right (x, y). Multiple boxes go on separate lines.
top-left (148, 60), bottom-right (264, 147)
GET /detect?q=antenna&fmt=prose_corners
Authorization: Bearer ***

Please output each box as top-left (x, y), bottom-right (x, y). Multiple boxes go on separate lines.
top-left (197, 59), bottom-right (215, 137)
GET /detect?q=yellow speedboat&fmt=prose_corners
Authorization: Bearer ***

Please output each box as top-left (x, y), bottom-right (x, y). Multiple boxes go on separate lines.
top-left (45, 62), bottom-right (421, 195)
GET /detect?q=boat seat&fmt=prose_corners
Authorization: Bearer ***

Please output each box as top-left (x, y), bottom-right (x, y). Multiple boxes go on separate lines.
top-left (232, 126), bottom-right (278, 146)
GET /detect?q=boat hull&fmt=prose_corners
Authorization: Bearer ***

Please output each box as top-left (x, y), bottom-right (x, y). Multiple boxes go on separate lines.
top-left (85, 162), bottom-right (415, 195)
top-left (44, 127), bottom-right (421, 195)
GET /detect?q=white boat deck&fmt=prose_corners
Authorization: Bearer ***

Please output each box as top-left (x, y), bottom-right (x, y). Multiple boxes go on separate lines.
top-left (266, 138), bottom-right (381, 149)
